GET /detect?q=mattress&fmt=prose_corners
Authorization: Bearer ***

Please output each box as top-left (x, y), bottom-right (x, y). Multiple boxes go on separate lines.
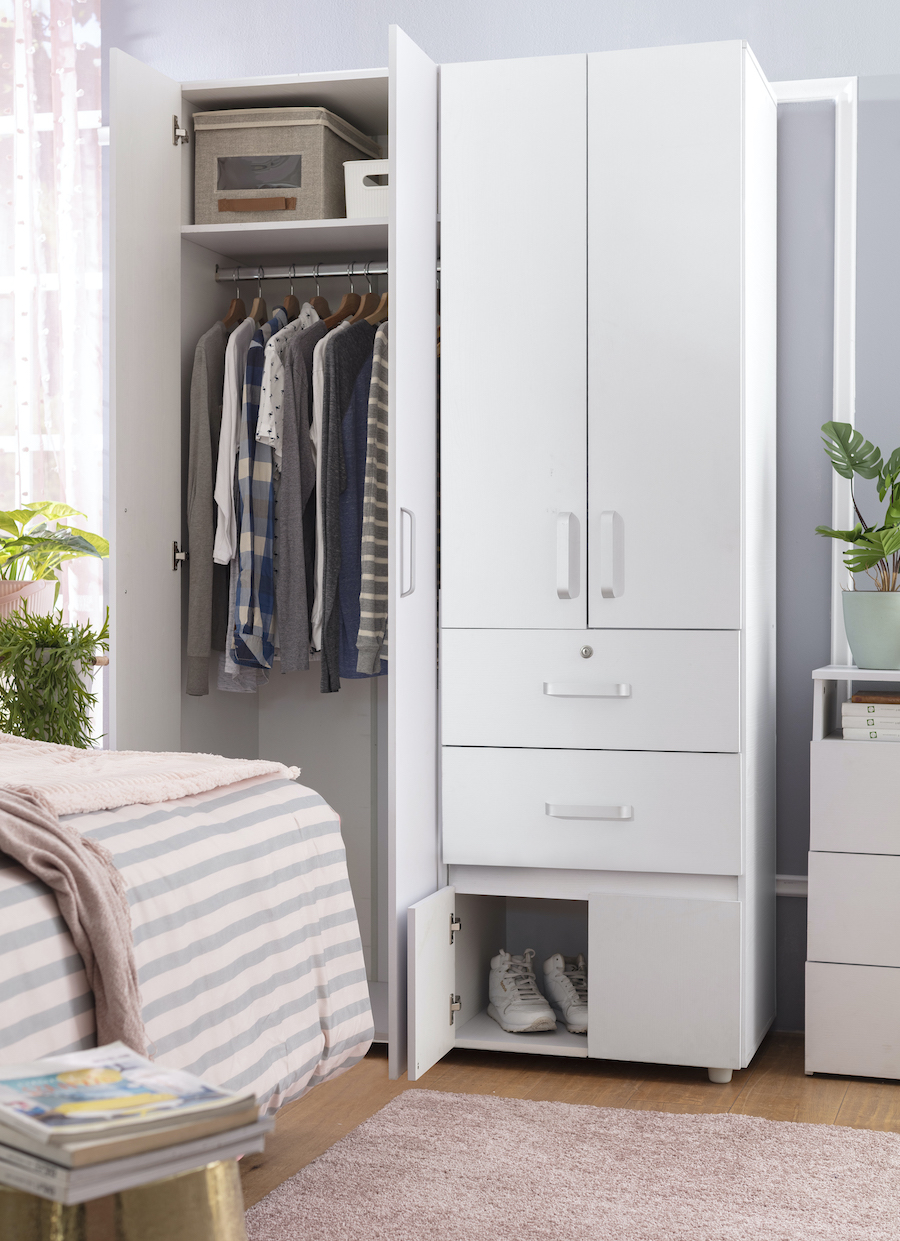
top-left (0, 773), bottom-right (373, 1111)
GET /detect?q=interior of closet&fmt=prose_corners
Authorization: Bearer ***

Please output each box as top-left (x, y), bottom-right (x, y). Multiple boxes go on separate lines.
top-left (175, 69), bottom-right (392, 1039)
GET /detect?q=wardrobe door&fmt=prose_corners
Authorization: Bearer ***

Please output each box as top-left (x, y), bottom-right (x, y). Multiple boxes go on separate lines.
top-left (587, 42), bottom-right (745, 630)
top-left (440, 54), bottom-right (587, 629)
top-left (407, 886), bottom-right (458, 1080)
top-left (388, 26), bottom-right (440, 1080)
top-left (109, 50), bottom-right (184, 749)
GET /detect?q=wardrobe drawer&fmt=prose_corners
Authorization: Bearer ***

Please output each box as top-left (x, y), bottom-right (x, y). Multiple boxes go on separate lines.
top-left (441, 629), bottom-right (740, 752)
top-left (810, 740), bottom-right (900, 854)
top-left (808, 852), bottom-right (900, 968)
top-left (806, 962), bottom-right (900, 1079)
top-left (442, 747), bottom-right (742, 874)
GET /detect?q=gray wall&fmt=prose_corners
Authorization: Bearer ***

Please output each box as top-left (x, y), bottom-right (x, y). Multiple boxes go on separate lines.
top-left (103, 2), bottom-right (900, 1034)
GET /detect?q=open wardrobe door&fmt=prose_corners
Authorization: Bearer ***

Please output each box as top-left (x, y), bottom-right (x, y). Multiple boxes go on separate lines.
top-left (387, 25), bottom-right (439, 1080)
top-left (109, 50), bottom-right (184, 750)
top-left (407, 887), bottom-right (458, 1079)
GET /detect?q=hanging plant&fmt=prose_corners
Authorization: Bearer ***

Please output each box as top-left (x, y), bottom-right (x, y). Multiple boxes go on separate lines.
top-left (0, 608), bottom-right (109, 748)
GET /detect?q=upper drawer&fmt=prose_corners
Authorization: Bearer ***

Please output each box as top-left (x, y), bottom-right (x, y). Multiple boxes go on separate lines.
top-left (441, 629), bottom-right (740, 752)
top-left (442, 746), bottom-right (742, 874)
top-left (811, 740), bottom-right (900, 854)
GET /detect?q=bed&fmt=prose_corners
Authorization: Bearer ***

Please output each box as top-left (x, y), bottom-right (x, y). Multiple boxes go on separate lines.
top-left (0, 770), bottom-right (373, 1112)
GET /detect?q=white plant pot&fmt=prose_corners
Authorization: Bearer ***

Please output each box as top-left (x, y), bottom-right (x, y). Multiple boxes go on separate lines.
top-left (0, 580), bottom-right (55, 620)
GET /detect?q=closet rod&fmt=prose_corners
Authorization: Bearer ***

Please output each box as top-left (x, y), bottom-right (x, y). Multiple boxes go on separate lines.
top-left (215, 260), bottom-right (388, 283)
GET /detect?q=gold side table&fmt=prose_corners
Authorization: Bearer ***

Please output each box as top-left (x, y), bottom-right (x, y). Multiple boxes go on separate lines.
top-left (0, 1158), bottom-right (247, 1241)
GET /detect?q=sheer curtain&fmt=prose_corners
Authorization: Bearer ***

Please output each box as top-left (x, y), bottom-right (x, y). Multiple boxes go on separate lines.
top-left (1, 0), bottom-right (103, 628)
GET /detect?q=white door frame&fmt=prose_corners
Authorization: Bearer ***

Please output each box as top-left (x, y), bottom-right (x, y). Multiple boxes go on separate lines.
top-left (772, 77), bottom-right (858, 668)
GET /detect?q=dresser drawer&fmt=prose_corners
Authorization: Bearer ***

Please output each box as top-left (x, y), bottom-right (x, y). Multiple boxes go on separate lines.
top-left (811, 740), bottom-right (900, 854)
top-left (806, 961), bottom-right (900, 1079)
top-left (442, 747), bottom-right (742, 874)
top-left (808, 852), bottom-right (900, 968)
top-left (441, 629), bottom-right (740, 752)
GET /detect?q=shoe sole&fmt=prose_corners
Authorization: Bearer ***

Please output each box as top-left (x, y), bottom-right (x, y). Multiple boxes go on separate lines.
top-left (487, 1003), bottom-right (557, 1033)
top-left (550, 1004), bottom-right (587, 1034)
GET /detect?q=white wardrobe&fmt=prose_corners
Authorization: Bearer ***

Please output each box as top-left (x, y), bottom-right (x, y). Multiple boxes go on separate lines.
top-left (109, 31), bottom-right (776, 1085)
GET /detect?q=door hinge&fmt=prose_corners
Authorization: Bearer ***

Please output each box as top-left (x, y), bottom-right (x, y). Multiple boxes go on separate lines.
top-left (450, 914), bottom-right (461, 945)
top-left (173, 115), bottom-right (189, 146)
top-left (450, 994), bottom-right (461, 1025)
top-left (173, 542), bottom-right (188, 571)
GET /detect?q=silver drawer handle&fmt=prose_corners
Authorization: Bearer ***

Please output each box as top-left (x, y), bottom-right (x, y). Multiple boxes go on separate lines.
top-left (543, 682), bottom-right (631, 698)
top-left (545, 803), bottom-right (633, 821)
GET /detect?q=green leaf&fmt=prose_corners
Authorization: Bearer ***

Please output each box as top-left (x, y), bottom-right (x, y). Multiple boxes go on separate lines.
top-left (843, 526), bottom-right (900, 574)
top-left (22, 501), bottom-right (86, 521)
top-left (67, 527), bottom-right (109, 558)
top-left (0, 510), bottom-right (37, 537)
top-left (816, 524), bottom-right (863, 542)
top-left (821, 422), bottom-right (883, 480)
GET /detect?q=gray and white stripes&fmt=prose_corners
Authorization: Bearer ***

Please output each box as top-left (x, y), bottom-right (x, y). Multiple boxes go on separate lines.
top-left (0, 775), bottom-right (373, 1113)
top-left (357, 322), bottom-right (389, 674)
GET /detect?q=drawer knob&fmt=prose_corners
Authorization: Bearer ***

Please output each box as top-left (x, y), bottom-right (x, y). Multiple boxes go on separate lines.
top-left (543, 682), bottom-right (631, 698)
top-left (580, 645), bottom-right (593, 659)
top-left (545, 803), bottom-right (633, 821)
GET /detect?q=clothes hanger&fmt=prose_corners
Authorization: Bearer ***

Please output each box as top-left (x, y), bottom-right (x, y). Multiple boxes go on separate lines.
top-left (249, 266), bottom-right (268, 325)
top-left (349, 262), bottom-right (381, 323)
top-left (324, 264), bottom-right (361, 329)
top-left (283, 264), bottom-right (301, 321)
top-left (221, 271), bottom-right (246, 330)
top-left (310, 263), bottom-right (331, 319)
top-left (365, 291), bottom-right (388, 325)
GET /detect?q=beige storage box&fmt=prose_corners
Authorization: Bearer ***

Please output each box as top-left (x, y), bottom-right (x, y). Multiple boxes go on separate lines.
top-left (192, 107), bottom-right (381, 224)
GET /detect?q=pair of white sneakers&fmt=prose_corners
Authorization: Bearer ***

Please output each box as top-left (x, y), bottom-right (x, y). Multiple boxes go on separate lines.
top-left (487, 948), bottom-right (588, 1035)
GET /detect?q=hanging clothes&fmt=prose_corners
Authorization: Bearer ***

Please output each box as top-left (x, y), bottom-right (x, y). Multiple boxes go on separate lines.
top-left (232, 308), bottom-right (286, 669)
top-left (319, 319), bottom-right (378, 692)
top-left (256, 302), bottom-right (319, 470)
top-left (213, 315), bottom-right (256, 567)
top-left (186, 320), bottom-right (230, 696)
top-left (275, 319), bottom-right (328, 673)
top-left (357, 322), bottom-right (389, 674)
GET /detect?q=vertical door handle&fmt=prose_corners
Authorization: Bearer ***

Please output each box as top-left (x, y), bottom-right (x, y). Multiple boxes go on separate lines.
top-left (599, 510), bottom-right (625, 598)
top-left (556, 512), bottom-right (580, 600)
top-left (400, 507), bottom-right (416, 597)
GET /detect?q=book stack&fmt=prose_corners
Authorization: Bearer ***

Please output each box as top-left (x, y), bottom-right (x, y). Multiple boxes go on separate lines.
top-left (842, 693), bottom-right (900, 742)
top-left (0, 1041), bottom-right (272, 1205)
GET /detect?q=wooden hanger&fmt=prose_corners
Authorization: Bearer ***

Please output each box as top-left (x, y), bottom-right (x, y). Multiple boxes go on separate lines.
top-left (222, 296), bottom-right (246, 330)
top-left (309, 263), bottom-right (330, 319)
top-left (250, 267), bottom-right (267, 324)
top-left (324, 266), bottom-right (362, 329)
top-left (349, 263), bottom-right (381, 323)
top-left (365, 292), bottom-right (388, 325)
top-left (283, 265), bottom-right (301, 321)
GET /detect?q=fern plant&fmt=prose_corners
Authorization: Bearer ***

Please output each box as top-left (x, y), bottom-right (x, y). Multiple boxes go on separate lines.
top-left (0, 608), bottom-right (109, 748)
top-left (816, 421), bottom-right (900, 591)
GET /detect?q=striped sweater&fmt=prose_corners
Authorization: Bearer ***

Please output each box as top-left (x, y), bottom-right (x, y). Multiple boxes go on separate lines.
top-left (357, 323), bottom-right (389, 674)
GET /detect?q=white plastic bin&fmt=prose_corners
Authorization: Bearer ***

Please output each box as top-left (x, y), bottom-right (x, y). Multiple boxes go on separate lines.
top-left (344, 158), bottom-right (389, 218)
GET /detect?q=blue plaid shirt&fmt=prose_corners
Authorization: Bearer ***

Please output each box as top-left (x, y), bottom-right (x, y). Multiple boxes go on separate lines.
top-left (232, 309), bottom-right (286, 668)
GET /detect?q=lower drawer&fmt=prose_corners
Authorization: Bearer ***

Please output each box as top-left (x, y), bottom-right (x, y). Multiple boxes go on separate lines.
top-left (442, 747), bottom-right (742, 874)
top-left (806, 961), bottom-right (900, 1079)
top-left (808, 852), bottom-right (900, 968)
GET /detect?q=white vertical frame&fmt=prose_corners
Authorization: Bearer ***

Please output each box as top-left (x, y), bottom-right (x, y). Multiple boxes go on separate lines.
top-left (388, 25), bottom-right (439, 1080)
top-left (772, 77), bottom-right (858, 667)
top-left (109, 50), bottom-right (184, 750)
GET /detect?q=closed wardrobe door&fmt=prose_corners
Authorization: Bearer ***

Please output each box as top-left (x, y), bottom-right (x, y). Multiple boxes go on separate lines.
top-left (440, 54), bottom-right (587, 629)
top-left (587, 42), bottom-right (745, 630)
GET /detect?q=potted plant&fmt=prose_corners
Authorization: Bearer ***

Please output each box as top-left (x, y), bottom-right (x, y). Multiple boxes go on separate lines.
top-left (817, 421), bottom-right (900, 668)
top-left (0, 608), bottom-right (109, 747)
top-left (0, 501), bottom-right (108, 617)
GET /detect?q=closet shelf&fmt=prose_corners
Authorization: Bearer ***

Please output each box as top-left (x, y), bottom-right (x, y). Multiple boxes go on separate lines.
top-left (181, 217), bottom-right (388, 261)
top-left (453, 1009), bottom-right (590, 1059)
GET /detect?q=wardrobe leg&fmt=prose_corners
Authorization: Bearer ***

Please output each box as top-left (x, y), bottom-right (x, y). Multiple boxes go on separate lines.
top-left (707, 1067), bottom-right (733, 1084)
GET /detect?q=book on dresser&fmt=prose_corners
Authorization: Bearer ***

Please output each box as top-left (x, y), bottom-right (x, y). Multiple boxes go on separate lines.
top-left (0, 1042), bottom-right (271, 1204)
top-left (842, 699), bottom-right (900, 741)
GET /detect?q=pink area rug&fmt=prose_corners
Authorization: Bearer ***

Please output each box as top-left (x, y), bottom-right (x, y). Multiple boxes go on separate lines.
top-left (245, 1089), bottom-right (900, 1240)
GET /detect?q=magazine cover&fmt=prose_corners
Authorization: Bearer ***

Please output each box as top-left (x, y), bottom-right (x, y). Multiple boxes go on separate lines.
top-left (0, 1042), bottom-right (248, 1141)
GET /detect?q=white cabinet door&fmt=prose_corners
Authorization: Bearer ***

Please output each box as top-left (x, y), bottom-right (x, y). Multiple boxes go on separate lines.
top-left (440, 54), bottom-right (587, 629)
top-left (587, 43), bottom-right (748, 630)
top-left (388, 26), bottom-right (440, 1079)
top-left (407, 886), bottom-right (457, 1081)
top-left (109, 50), bottom-right (184, 749)
top-left (806, 962), bottom-right (900, 1079)
top-left (589, 893), bottom-right (742, 1068)
top-left (808, 853), bottom-right (900, 969)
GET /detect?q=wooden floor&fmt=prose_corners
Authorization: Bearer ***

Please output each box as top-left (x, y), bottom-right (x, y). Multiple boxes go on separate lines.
top-left (239, 1033), bottom-right (900, 1208)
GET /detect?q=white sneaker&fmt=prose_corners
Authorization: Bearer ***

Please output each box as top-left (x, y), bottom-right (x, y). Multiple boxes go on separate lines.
top-left (487, 949), bottom-right (557, 1033)
top-left (543, 952), bottom-right (588, 1034)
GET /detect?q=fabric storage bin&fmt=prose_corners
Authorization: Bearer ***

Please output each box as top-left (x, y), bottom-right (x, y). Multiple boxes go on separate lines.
top-left (193, 107), bottom-right (382, 224)
top-left (344, 158), bottom-right (389, 217)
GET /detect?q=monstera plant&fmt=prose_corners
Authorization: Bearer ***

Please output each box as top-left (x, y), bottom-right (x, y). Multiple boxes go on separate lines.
top-left (817, 421), bottom-right (900, 668)
top-left (0, 501), bottom-right (108, 602)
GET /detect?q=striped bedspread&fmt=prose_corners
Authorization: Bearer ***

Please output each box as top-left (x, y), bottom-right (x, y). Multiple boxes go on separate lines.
top-left (0, 774), bottom-right (373, 1112)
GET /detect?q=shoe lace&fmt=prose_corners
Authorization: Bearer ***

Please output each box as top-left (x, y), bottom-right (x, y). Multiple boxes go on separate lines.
top-left (565, 964), bottom-right (588, 1002)
top-left (507, 949), bottom-right (542, 999)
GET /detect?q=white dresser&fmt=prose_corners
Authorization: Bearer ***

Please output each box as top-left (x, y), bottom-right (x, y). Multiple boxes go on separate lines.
top-left (408, 40), bottom-right (777, 1084)
top-left (807, 665), bottom-right (900, 1078)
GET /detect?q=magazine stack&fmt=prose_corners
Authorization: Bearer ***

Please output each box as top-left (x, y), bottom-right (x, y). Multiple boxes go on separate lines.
top-left (0, 1042), bottom-right (271, 1204)
top-left (842, 693), bottom-right (900, 742)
